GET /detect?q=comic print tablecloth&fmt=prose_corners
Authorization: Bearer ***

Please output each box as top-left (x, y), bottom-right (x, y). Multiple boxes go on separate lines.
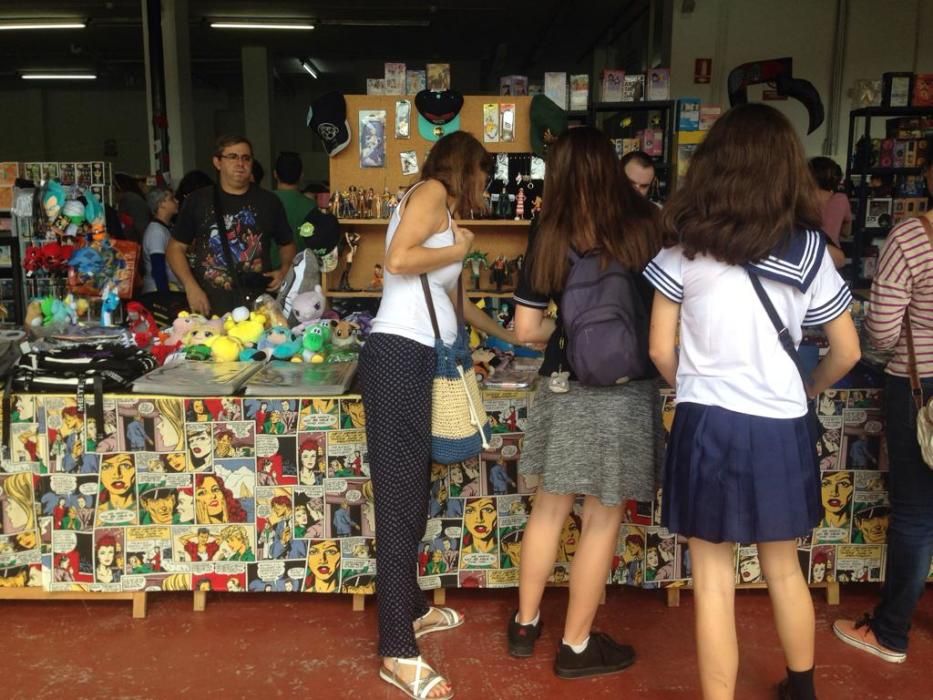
top-left (1, 387), bottom-right (931, 593)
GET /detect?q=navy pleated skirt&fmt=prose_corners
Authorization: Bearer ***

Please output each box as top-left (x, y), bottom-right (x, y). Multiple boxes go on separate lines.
top-left (662, 402), bottom-right (821, 543)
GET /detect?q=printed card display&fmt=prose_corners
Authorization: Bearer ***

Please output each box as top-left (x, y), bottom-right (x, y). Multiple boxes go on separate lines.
top-left (359, 110), bottom-right (387, 168)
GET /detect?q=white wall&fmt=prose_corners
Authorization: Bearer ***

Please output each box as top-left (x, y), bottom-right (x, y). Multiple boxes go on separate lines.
top-left (670, 0), bottom-right (932, 163)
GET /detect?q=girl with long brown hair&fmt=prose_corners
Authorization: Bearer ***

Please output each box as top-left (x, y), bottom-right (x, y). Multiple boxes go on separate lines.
top-left (645, 103), bottom-right (861, 699)
top-left (507, 126), bottom-right (662, 678)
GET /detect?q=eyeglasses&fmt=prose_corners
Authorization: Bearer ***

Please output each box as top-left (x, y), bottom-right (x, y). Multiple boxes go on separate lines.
top-left (218, 153), bottom-right (253, 164)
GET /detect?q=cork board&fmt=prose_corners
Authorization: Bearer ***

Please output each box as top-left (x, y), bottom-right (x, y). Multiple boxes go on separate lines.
top-left (329, 95), bottom-right (532, 193)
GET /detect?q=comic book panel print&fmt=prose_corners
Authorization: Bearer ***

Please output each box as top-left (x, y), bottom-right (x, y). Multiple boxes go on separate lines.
top-left (1, 389), bottom-right (899, 593)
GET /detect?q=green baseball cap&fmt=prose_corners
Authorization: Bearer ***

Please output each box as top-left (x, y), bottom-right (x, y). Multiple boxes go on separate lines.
top-left (530, 94), bottom-right (568, 157)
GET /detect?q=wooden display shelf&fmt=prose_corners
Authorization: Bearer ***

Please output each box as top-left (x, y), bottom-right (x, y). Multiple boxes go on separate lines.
top-left (338, 218), bottom-right (531, 227)
top-left (0, 588), bottom-right (148, 618)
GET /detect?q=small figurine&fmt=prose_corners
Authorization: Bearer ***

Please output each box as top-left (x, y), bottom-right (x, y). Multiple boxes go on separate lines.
top-left (464, 251), bottom-right (489, 291)
top-left (530, 196), bottom-right (543, 220)
top-left (369, 263), bottom-right (384, 291)
top-left (548, 370), bottom-right (570, 394)
top-left (514, 187), bottom-right (525, 220)
top-left (338, 232), bottom-right (361, 291)
top-left (496, 183), bottom-right (512, 219)
top-left (490, 255), bottom-right (508, 292)
top-left (100, 282), bottom-right (120, 327)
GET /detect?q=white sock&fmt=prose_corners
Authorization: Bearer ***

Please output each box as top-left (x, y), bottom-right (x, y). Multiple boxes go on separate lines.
top-left (563, 636), bottom-right (589, 654)
top-left (515, 610), bottom-right (540, 626)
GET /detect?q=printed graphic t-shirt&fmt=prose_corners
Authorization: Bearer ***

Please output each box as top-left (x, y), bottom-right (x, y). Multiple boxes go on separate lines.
top-left (172, 185), bottom-right (294, 315)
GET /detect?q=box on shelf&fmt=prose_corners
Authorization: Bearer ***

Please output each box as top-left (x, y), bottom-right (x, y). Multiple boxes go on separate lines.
top-left (893, 197), bottom-right (928, 223)
top-left (406, 69), bottom-right (426, 94)
top-left (0, 162), bottom-right (19, 187)
top-left (621, 74), bottom-right (645, 102)
top-left (427, 63), bottom-right (451, 91)
top-left (499, 75), bottom-right (528, 96)
top-left (600, 69), bottom-right (625, 102)
top-left (544, 72), bottom-right (568, 109)
top-left (366, 78), bottom-right (385, 95)
top-left (678, 98), bottom-right (701, 131)
top-left (384, 62), bottom-right (406, 95)
top-left (882, 72), bottom-right (913, 108)
top-left (640, 129), bottom-right (663, 157)
top-left (912, 73), bottom-right (933, 106)
top-left (569, 74), bottom-right (589, 110)
top-left (699, 105), bottom-right (721, 130)
top-left (865, 197), bottom-right (893, 228)
top-left (646, 68), bottom-right (671, 101)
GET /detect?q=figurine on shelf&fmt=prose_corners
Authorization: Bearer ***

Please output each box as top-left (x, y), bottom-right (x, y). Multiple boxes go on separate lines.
top-left (496, 182), bottom-right (512, 219)
top-left (490, 255), bottom-right (508, 292)
top-left (514, 187), bottom-right (526, 220)
top-left (369, 263), bottom-right (384, 291)
top-left (379, 187), bottom-right (391, 219)
top-left (530, 196), bottom-right (543, 220)
top-left (338, 231), bottom-right (361, 291)
top-left (464, 251), bottom-right (489, 291)
top-left (100, 281), bottom-right (120, 327)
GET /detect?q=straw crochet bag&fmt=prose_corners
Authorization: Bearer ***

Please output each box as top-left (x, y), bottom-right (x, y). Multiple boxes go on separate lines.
top-left (420, 273), bottom-right (491, 464)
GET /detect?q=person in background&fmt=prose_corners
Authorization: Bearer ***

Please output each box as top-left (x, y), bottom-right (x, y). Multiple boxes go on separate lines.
top-left (621, 151), bottom-right (657, 199)
top-left (833, 139), bottom-right (933, 664)
top-left (138, 188), bottom-right (185, 310)
top-left (251, 160), bottom-right (265, 187)
top-left (174, 170), bottom-right (214, 212)
top-left (114, 172), bottom-right (150, 243)
top-left (646, 104), bottom-right (860, 700)
top-left (273, 152), bottom-right (317, 269)
top-left (167, 135), bottom-right (296, 317)
top-left (809, 157), bottom-right (850, 268)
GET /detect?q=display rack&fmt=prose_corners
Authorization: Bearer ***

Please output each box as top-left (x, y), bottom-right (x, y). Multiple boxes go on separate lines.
top-left (0, 232), bottom-right (25, 325)
top-left (844, 106), bottom-right (933, 288)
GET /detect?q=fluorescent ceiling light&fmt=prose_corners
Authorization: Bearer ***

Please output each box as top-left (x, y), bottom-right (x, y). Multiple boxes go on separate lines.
top-left (210, 21), bottom-right (314, 30)
top-left (301, 60), bottom-right (319, 79)
top-left (22, 73), bottom-right (97, 80)
top-left (0, 21), bottom-right (85, 30)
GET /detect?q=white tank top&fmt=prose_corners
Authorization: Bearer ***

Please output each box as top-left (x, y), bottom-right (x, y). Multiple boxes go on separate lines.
top-left (370, 182), bottom-right (462, 346)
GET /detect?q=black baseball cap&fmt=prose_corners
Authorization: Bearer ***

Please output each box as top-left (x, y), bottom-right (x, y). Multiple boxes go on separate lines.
top-left (306, 91), bottom-right (351, 157)
top-left (415, 90), bottom-right (464, 141)
top-left (299, 208), bottom-right (341, 272)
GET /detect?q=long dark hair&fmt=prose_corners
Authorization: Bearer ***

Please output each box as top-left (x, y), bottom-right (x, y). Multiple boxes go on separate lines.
top-left (662, 103), bottom-right (821, 265)
top-left (529, 127), bottom-right (660, 295)
top-left (420, 131), bottom-right (493, 217)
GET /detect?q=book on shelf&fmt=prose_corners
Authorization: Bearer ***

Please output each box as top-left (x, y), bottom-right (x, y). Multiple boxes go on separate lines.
top-left (600, 69), bottom-right (625, 102)
top-left (544, 72), bottom-right (568, 109)
top-left (569, 74), bottom-right (589, 111)
top-left (646, 68), bottom-right (671, 100)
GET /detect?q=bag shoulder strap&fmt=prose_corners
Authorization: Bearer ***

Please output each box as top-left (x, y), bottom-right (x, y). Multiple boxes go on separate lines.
top-left (747, 270), bottom-right (810, 393)
top-left (213, 185), bottom-right (243, 295)
top-left (905, 216), bottom-right (933, 410)
top-left (419, 226), bottom-right (464, 342)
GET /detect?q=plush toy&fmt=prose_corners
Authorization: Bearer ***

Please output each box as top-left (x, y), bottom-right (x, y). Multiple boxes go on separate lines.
top-left (224, 310), bottom-right (267, 347)
top-left (166, 312), bottom-right (223, 346)
top-left (126, 301), bottom-right (158, 348)
top-left (258, 326), bottom-right (292, 353)
top-left (39, 296), bottom-right (71, 326)
top-left (292, 285), bottom-right (325, 334)
top-left (205, 335), bottom-right (243, 363)
top-left (62, 200), bottom-right (85, 238)
top-left (331, 319), bottom-right (361, 349)
top-left (472, 348), bottom-right (496, 382)
top-left (42, 180), bottom-right (66, 221)
top-left (182, 323), bottom-right (222, 347)
top-left (301, 325), bottom-right (328, 363)
top-left (24, 300), bottom-right (43, 328)
top-left (68, 247), bottom-right (104, 276)
top-left (100, 282), bottom-right (120, 327)
top-left (83, 189), bottom-right (105, 227)
top-left (548, 370), bottom-right (570, 394)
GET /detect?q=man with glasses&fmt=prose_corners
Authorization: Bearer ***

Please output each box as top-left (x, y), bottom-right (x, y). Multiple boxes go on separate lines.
top-left (167, 135), bottom-right (296, 316)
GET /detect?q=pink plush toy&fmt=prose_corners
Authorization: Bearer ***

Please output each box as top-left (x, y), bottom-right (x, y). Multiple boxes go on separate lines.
top-left (165, 312), bottom-right (224, 346)
top-left (291, 285), bottom-right (325, 334)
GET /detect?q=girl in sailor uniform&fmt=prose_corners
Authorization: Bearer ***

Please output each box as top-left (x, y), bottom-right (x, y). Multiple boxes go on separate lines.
top-left (645, 104), bottom-right (861, 700)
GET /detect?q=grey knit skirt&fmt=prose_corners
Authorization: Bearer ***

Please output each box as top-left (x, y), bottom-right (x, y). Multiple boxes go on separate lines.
top-left (519, 378), bottom-right (662, 506)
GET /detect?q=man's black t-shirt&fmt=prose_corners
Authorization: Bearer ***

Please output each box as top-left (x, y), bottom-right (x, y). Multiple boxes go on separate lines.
top-left (172, 184), bottom-right (294, 315)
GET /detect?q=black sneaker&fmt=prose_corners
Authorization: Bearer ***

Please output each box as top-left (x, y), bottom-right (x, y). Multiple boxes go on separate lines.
top-left (554, 632), bottom-right (635, 679)
top-left (777, 678), bottom-right (818, 700)
top-left (507, 611), bottom-right (542, 657)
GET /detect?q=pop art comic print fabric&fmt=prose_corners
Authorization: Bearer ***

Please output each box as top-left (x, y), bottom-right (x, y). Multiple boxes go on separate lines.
top-left (2, 387), bottom-right (928, 592)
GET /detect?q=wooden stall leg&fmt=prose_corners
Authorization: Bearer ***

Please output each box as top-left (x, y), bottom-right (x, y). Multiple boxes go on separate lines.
top-left (825, 581), bottom-right (840, 606)
top-left (432, 588), bottom-right (446, 606)
top-left (193, 591), bottom-right (207, 612)
top-left (666, 587), bottom-right (681, 608)
top-left (352, 594), bottom-right (366, 612)
top-left (132, 592), bottom-right (148, 619)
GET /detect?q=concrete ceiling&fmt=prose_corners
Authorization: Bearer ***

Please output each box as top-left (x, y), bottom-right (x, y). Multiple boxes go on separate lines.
top-left (0, 0), bottom-right (648, 89)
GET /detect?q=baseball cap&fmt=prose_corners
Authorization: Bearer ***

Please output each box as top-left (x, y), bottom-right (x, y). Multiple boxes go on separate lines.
top-left (530, 94), bottom-right (568, 157)
top-left (415, 90), bottom-right (464, 141)
top-left (299, 208), bottom-right (341, 272)
top-left (306, 91), bottom-right (351, 157)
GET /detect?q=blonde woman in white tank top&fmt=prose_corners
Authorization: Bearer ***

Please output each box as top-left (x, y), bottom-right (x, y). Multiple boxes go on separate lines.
top-left (360, 131), bottom-right (512, 700)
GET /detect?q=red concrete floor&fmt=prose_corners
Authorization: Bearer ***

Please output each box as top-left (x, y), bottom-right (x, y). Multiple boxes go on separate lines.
top-left (2, 585), bottom-right (931, 699)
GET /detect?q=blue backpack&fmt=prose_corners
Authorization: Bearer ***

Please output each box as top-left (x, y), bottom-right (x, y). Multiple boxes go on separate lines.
top-left (561, 250), bottom-right (650, 386)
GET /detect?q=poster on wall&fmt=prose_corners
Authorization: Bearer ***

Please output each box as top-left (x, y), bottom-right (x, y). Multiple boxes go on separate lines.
top-left (359, 111), bottom-right (386, 168)
top-left (400, 151), bottom-right (419, 176)
top-left (395, 100), bottom-right (411, 139)
top-left (483, 103), bottom-right (499, 143)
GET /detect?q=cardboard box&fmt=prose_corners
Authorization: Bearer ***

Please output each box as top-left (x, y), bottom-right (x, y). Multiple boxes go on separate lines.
top-left (621, 74), bottom-right (645, 102)
top-left (366, 78), bottom-right (385, 95)
top-left (912, 73), bottom-right (933, 106)
top-left (699, 105), bottom-right (722, 130)
top-left (600, 69), bottom-right (625, 102)
top-left (569, 74), bottom-right (589, 111)
top-left (641, 129), bottom-right (663, 157)
top-left (0, 162), bottom-right (18, 186)
top-left (499, 75), bottom-right (528, 96)
top-left (384, 62), bottom-right (406, 95)
top-left (406, 69), bottom-right (426, 94)
top-left (883, 72), bottom-right (913, 108)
